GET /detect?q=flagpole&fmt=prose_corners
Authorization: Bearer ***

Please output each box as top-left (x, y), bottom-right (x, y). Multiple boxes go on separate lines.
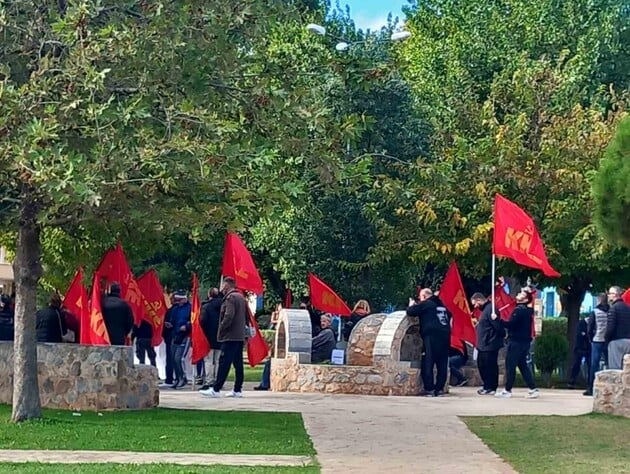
top-left (491, 254), bottom-right (496, 316)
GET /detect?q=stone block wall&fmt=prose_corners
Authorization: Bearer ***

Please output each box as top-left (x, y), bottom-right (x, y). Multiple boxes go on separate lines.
top-left (460, 347), bottom-right (507, 387)
top-left (271, 353), bottom-right (421, 396)
top-left (593, 354), bottom-right (630, 418)
top-left (0, 342), bottom-right (159, 411)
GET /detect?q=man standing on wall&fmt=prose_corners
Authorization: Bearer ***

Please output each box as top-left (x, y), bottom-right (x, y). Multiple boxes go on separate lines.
top-left (201, 277), bottom-right (248, 398)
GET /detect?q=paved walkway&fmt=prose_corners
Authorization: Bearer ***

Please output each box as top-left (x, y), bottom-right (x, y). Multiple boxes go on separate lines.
top-left (160, 387), bottom-right (593, 474)
top-left (0, 449), bottom-right (312, 467)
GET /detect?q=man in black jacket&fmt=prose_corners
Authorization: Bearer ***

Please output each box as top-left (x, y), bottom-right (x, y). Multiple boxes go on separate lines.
top-left (472, 293), bottom-right (503, 395)
top-left (567, 316), bottom-right (590, 388)
top-left (606, 286), bottom-right (630, 369)
top-left (199, 288), bottom-right (223, 391)
top-left (132, 320), bottom-right (156, 367)
top-left (407, 288), bottom-right (451, 397)
top-left (102, 283), bottom-right (134, 346)
top-left (36, 293), bottom-right (67, 343)
top-left (0, 295), bottom-right (13, 341)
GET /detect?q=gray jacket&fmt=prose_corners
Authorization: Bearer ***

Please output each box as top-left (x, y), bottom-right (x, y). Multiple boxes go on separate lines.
top-left (588, 305), bottom-right (609, 343)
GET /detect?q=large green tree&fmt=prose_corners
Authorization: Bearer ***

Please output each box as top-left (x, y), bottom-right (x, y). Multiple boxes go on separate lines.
top-left (0, 0), bottom-right (347, 422)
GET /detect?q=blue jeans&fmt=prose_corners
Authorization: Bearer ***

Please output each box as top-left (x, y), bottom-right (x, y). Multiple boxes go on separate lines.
top-left (260, 359), bottom-right (271, 389)
top-left (172, 337), bottom-right (190, 383)
top-left (589, 341), bottom-right (608, 392)
top-left (449, 354), bottom-right (467, 384)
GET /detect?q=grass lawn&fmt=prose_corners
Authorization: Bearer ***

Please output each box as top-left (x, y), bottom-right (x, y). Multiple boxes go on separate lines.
top-left (0, 406), bottom-right (314, 456)
top-left (226, 364), bottom-right (264, 383)
top-left (0, 464), bottom-right (318, 473)
top-left (464, 413), bottom-right (630, 473)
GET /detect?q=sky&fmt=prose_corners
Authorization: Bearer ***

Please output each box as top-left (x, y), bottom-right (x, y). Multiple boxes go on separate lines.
top-left (340, 0), bottom-right (410, 32)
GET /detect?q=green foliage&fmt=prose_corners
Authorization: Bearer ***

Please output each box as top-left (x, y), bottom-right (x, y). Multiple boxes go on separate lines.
top-left (592, 116), bottom-right (630, 247)
top-left (541, 317), bottom-right (568, 339)
top-left (534, 332), bottom-right (570, 376)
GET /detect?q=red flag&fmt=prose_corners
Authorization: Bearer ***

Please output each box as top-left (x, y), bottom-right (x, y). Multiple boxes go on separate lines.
top-left (493, 194), bottom-right (560, 277)
top-left (137, 269), bottom-right (168, 347)
top-left (64, 268), bottom-right (88, 342)
top-left (96, 243), bottom-right (149, 325)
top-left (83, 273), bottom-right (111, 345)
top-left (246, 306), bottom-right (269, 367)
top-left (623, 288), bottom-right (630, 305)
top-left (494, 285), bottom-right (517, 321)
top-left (221, 233), bottom-right (264, 294)
top-left (284, 288), bottom-right (293, 308)
top-left (191, 273), bottom-right (211, 364)
top-left (439, 263), bottom-right (476, 348)
top-left (308, 273), bottom-right (352, 316)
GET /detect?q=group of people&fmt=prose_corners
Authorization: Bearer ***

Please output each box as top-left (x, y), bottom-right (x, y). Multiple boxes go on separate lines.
top-left (405, 286), bottom-right (539, 398)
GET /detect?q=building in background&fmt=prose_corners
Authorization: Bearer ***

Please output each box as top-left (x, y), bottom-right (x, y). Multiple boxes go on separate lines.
top-left (541, 287), bottom-right (596, 318)
top-left (0, 247), bottom-right (13, 295)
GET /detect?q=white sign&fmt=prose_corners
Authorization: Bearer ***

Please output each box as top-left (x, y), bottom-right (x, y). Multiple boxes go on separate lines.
top-left (331, 349), bottom-right (345, 365)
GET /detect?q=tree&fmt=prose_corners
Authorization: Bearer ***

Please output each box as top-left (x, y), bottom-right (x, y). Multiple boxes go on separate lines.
top-left (592, 116), bottom-right (630, 248)
top-left (0, 0), bottom-right (347, 422)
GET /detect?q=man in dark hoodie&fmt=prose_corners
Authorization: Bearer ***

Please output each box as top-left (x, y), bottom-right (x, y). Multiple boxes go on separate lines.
top-left (495, 290), bottom-right (539, 399)
top-left (102, 283), bottom-right (134, 346)
top-left (407, 288), bottom-right (451, 397)
top-left (471, 293), bottom-right (504, 395)
top-left (36, 293), bottom-right (67, 343)
top-left (199, 288), bottom-right (223, 391)
top-left (132, 320), bottom-right (156, 367)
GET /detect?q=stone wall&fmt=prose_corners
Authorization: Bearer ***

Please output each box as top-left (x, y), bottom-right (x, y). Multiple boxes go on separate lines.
top-left (346, 314), bottom-right (387, 366)
top-left (0, 342), bottom-right (159, 411)
top-left (593, 354), bottom-right (630, 418)
top-left (271, 353), bottom-right (421, 396)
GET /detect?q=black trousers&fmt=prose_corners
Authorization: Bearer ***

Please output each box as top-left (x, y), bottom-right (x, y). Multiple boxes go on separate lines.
top-left (135, 338), bottom-right (156, 367)
top-left (569, 349), bottom-right (590, 385)
top-left (477, 350), bottom-right (499, 391)
top-left (164, 339), bottom-right (174, 384)
top-left (505, 341), bottom-right (536, 391)
top-left (421, 334), bottom-right (449, 392)
top-left (213, 341), bottom-right (244, 393)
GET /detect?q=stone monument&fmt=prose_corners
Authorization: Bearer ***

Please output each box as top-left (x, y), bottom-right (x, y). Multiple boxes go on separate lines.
top-left (593, 354), bottom-right (630, 418)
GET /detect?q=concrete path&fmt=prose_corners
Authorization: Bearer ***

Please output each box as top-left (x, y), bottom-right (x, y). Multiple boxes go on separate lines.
top-left (160, 387), bottom-right (593, 474)
top-left (0, 449), bottom-right (312, 467)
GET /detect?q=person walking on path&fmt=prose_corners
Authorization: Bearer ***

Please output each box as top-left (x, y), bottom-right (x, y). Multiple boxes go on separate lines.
top-left (584, 293), bottom-right (609, 396)
top-left (201, 277), bottom-right (248, 398)
top-left (199, 288), bottom-right (223, 391)
top-left (495, 290), bottom-right (539, 399)
top-left (605, 286), bottom-right (630, 370)
top-left (102, 283), bottom-right (134, 346)
top-left (170, 291), bottom-right (192, 389)
top-left (472, 293), bottom-right (503, 395)
top-left (407, 288), bottom-right (451, 397)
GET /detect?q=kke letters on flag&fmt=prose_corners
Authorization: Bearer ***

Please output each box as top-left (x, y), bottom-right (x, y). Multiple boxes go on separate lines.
top-left (96, 243), bottom-right (150, 325)
top-left (308, 273), bottom-right (352, 316)
top-left (137, 269), bottom-right (168, 347)
top-left (246, 306), bottom-right (269, 367)
top-left (440, 262), bottom-right (476, 348)
top-left (493, 194), bottom-right (560, 277)
top-left (64, 268), bottom-right (89, 337)
top-left (190, 273), bottom-right (211, 364)
top-left (83, 273), bottom-right (110, 345)
top-left (221, 233), bottom-right (264, 294)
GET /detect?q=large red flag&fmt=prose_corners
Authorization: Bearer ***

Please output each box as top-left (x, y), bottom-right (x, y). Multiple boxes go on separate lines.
top-left (494, 284), bottom-right (516, 321)
top-left (190, 273), bottom-right (211, 364)
top-left (82, 273), bottom-right (111, 345)
top-left (308, 273), bottom-right (352, 316)
top-left (246, 306), bottom-right (269, 367)
top-left (623, 288), bottom-right (630, 305)
top-left (493, 194), bottom-right (560, 277)
top-left (440, 262), bottom-right (476, 348)
top-left (221, 233), bottom-right (264, 294)
top-left (284, 288), bottom-right (293, 309)
top-left (64, 268), bottom-right (88, 341)
top-left (96, 243), bottom-right (149, 325)
top-left (137, 269), bottom-right (168, 347)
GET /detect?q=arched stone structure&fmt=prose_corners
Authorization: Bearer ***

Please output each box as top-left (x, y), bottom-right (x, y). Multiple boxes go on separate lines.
top-left (346, 313), bottom-right (387, 366)
top-left (274, 309), bottom-right (312, 364)
top-left (373, 311), bottom-right (421, 367)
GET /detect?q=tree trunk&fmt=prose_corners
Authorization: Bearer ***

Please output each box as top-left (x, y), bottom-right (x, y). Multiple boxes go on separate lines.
top-left (11, 199), bottom-right (43, 423)
top-left (559, 278), bottom-right (589, 377)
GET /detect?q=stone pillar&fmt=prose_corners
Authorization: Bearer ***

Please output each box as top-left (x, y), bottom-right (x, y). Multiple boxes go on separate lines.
top-left (346, 313), bottom-right (387, 366)
top-left (274, 309), bottom-right (312, 364)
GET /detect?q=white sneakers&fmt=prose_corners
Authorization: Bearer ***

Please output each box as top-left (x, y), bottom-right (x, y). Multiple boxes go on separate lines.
top-left (199, 388), bottom-right (243, 398)
top-left (494, 388), bottom-right (540, 399)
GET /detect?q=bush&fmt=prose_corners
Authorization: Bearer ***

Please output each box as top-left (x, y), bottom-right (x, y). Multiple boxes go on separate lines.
top-left (534, 332), bottom-right (569, 386)
top-left (542, 317), bottom-right (567, 338)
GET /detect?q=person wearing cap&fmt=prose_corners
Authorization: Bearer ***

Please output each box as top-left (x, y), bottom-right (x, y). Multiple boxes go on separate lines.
top-left (102, 283), bottom-right (134, 346)
top-left (170, 290), bottom-right (192, 389)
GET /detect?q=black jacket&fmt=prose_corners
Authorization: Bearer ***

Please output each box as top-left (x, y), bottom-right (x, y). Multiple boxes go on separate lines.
top-left (36, 306), bottom-right (66, 343)
top-left (0, 309), bottom-right (14, 341)
top-left (504, 304), bottom-right (533, 343)
top-left (574, 318), bottom-right (590, 353)
top-left (132, 320), bottom-right (153, 340)
top-left (312, 327), bottom-right (336, 363)
top-left (606, 299), bottom-right (630, 342)
top-left (162, 305), bottom-right (176, 343)
top-left (102, 295), bottom-right (134, 346)
top-left (475, 301), bottom-right (505, 352)
top-left (407, 295), bottom-right (451, 339)
top-left (201, 296), bottom-right (223, 348)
